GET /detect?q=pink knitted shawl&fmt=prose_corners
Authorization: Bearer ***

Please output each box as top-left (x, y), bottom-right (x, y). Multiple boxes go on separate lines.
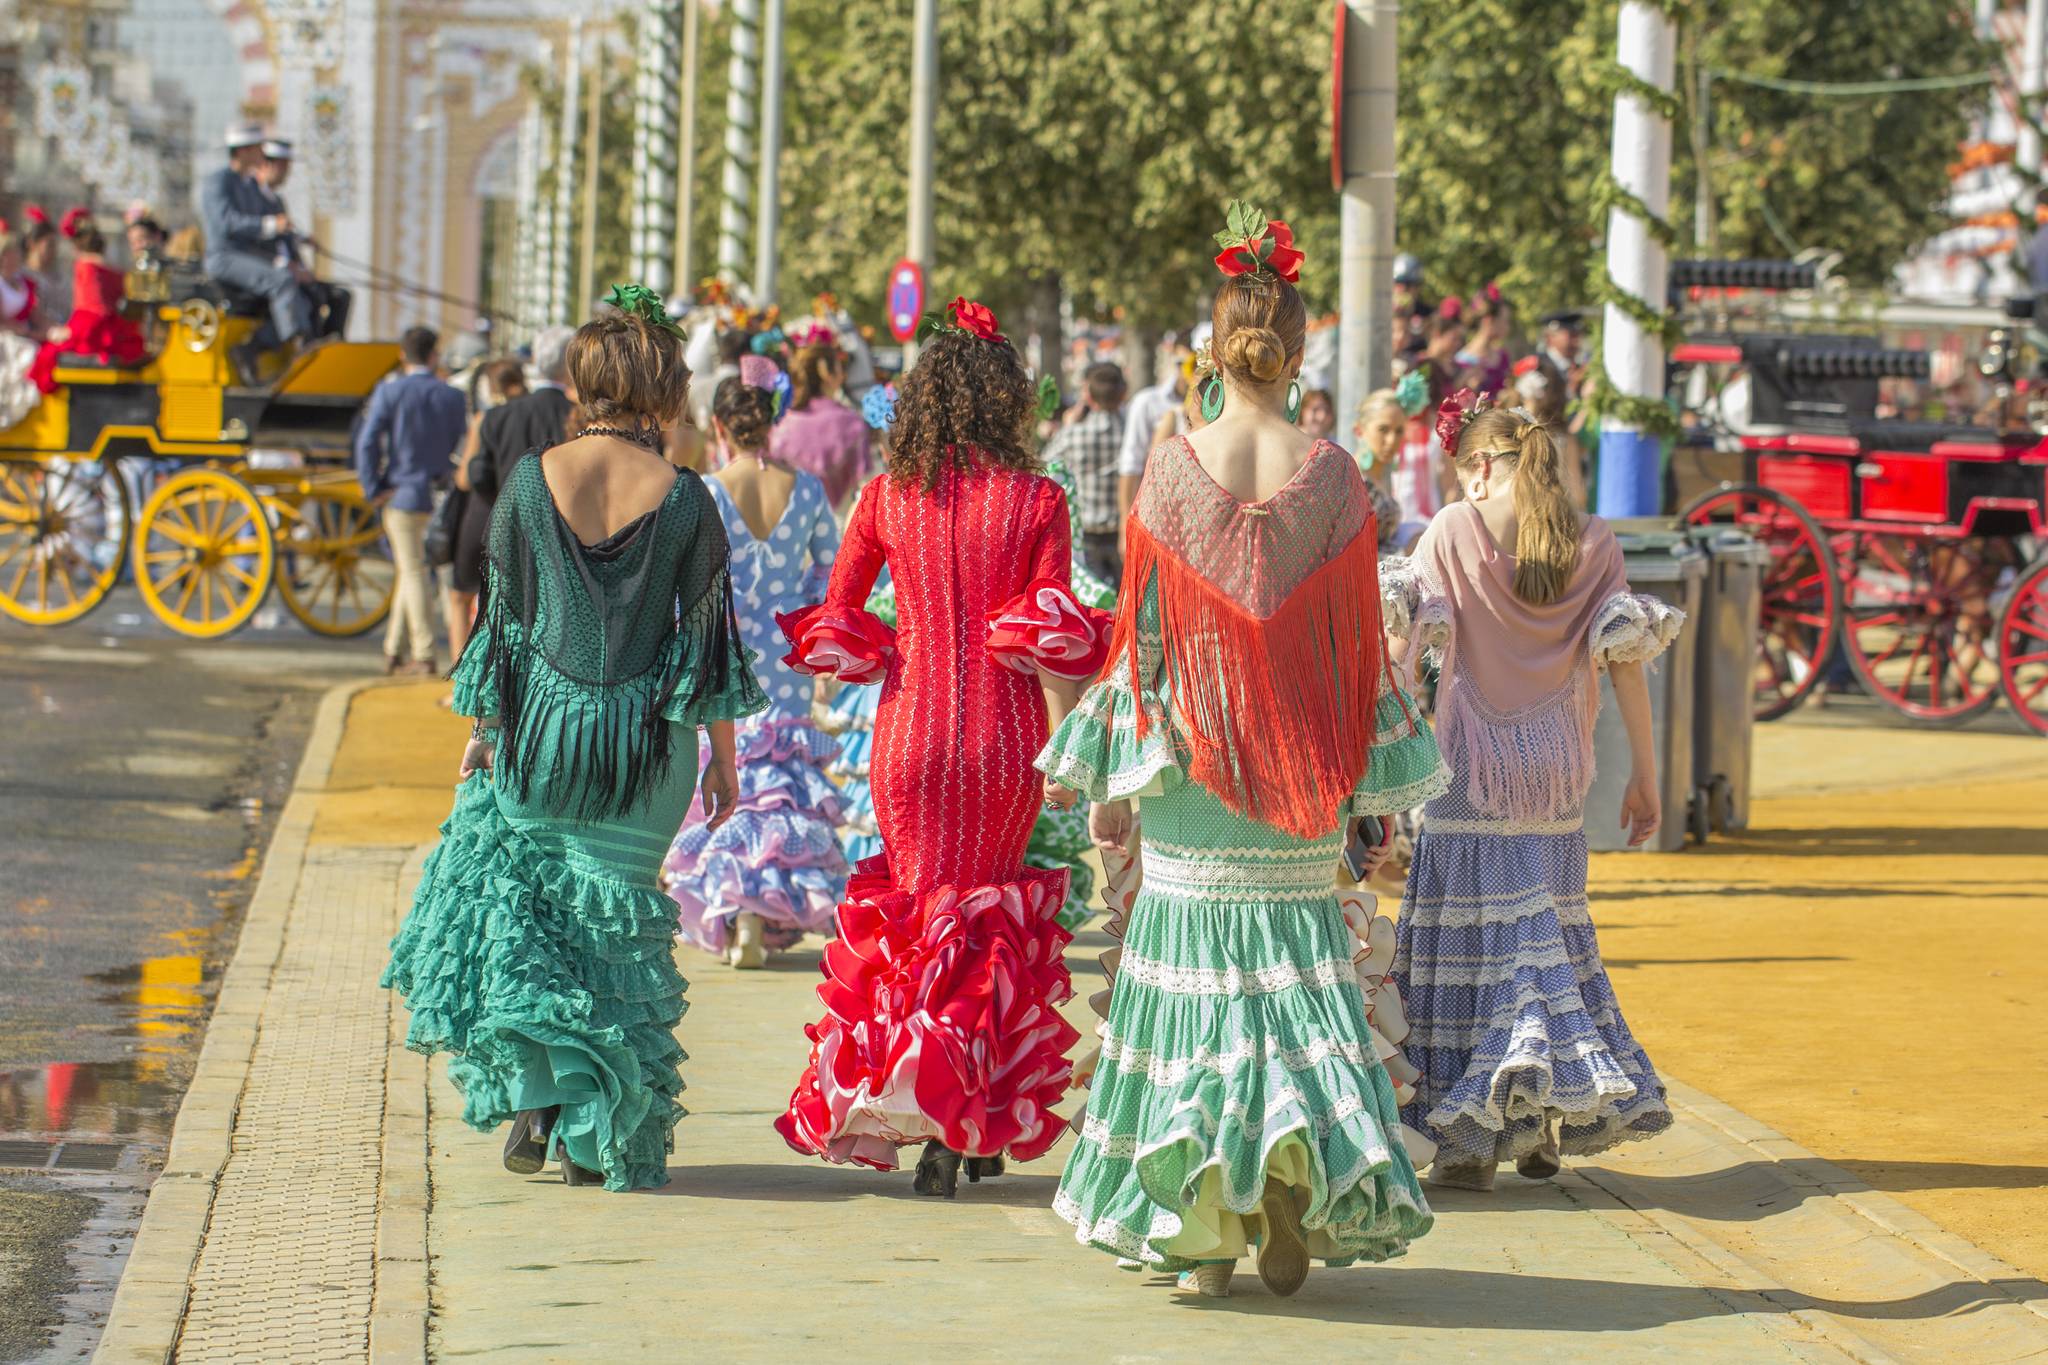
top-left (1411, 502), bottom-right (1629, 820)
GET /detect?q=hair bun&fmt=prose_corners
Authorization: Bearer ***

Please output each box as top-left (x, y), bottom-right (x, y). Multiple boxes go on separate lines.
top-left (1219, 326), bottom-right (1287, 384)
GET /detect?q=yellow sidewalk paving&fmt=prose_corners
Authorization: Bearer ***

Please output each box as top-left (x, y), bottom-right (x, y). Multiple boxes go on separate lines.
top-left (94, 681), bottom-right (2048, 1362)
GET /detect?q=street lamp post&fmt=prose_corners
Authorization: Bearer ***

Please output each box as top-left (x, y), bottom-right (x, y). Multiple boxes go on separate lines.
top-left (905, 0), bottom-right (937, 362)
top-left (1596, 1), bottom-right (1676, 519)
top-left (1335, 0), bottom-right (1398, 435)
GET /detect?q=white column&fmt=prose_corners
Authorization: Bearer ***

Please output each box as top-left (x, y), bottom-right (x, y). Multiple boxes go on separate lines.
top-left (718, 0), bottom-right (759, 286)
top-left (631, 0), bottom-right (683, 295)
top-left (550, 17), bottom-right (583, 325)
top-left (2021, 0), bottom-right (2047, 217)
top-left (512, 102), bottom-right (544, 338)
top-left (751, 0), bottom-right (785, 305)
top-left (1596, 1), bottom-right (1676, 519)
top-left (674, 0), bottom-right (701, 295)
top-left (1335, 0), bottom-right (1397, 435)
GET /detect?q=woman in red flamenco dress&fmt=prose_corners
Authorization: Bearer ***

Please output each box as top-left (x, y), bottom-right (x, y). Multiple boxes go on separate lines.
top-left (30, 210), bottom-right (147, 394)
top-left (775, 297), bottom-right (1112, 1197)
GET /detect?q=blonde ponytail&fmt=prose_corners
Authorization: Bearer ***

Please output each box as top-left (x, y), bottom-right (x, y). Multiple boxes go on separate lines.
top-left (1507, 418), bottom-right (1580, 605)
top-left (1451, 406), bottom-right (1582, 605)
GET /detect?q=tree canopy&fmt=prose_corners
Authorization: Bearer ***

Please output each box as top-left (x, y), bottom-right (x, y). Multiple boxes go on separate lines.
top-left (531, 1), bottom-right (1990, 335)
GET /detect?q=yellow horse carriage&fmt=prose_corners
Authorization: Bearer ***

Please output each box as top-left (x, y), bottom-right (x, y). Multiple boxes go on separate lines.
top-left (0, 285), bottom-right (402, 638)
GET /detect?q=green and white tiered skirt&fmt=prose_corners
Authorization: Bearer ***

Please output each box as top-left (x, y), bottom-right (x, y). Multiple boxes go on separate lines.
top-left (1042, 683), bottom-right (1446, 1270)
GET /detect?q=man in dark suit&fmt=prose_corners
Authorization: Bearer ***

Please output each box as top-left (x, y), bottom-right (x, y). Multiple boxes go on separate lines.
top-left (199, 121), bottom-right (313, 381)
top-left (256, 139), bottom-right (352, 340)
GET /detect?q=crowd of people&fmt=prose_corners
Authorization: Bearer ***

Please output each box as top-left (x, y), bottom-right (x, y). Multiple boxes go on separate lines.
top-left (374, 199), bottom-right (1684, 1302)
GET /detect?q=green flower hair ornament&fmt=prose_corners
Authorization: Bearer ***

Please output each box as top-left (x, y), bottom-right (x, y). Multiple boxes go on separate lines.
top-left (1035, 373), bottom-right (1062, 421)
top-left (1395, 368), bottom-right (1430, 417)
top-left (603, 283), bottom-right (685, 338)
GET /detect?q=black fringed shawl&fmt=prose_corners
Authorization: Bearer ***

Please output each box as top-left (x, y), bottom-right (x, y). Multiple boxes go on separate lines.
top-left (452, 453), bottom-right (765, 822)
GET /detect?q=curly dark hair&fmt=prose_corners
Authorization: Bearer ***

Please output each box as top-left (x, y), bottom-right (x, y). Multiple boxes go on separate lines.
top-left (886, 331), bottom-right (1039, 491)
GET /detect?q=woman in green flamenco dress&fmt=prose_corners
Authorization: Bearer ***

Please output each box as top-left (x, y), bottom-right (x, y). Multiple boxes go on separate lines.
top-left (382, 295), bottom-right (766, 1191)
top-left (1038, 206), bottom-right (1448, 1297)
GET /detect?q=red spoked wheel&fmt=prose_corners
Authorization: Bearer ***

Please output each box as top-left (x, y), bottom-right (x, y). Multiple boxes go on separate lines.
top-left (1997, 555), bottom-right (2048, 736)
top-left (1840, 533), bottom-right (2015, 727)
top-left (1682, 483), bottom-right (1842, 722)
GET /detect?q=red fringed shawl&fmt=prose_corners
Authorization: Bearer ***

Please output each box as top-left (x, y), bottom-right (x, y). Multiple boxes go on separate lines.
top-left (1104, 437), bottom-right (1385, 841)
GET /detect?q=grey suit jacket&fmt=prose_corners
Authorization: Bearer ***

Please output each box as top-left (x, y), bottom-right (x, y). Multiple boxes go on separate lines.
top-left (200, 167), bottom-right (279, 270)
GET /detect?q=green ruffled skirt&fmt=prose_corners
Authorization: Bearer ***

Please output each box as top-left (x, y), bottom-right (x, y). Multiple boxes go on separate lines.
top-left (380, 727), bottom-right (698, 1192)
top-left (1046, 687), bottom-right (1443, 1269)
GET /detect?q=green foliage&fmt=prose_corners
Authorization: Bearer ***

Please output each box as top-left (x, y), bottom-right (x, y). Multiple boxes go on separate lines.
top-left (526, 0), bottom-right (1987, 341)
top-left (772, 0), bottom-right (1337, 333)
top-left (1397, 0), bottom-right (1990, 315)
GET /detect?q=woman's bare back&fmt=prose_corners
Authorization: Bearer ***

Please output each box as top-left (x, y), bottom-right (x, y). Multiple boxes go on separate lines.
top-left (539, 436), bottom-right (680, 545)
top-left (1183, 410), bottom-right (1322, 504)
top-left (714, 457), bottom-right (798, 541)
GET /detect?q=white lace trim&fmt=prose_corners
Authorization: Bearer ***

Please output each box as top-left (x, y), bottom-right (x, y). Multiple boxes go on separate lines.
top-left (1378, 556), bottom-right (1453, 650)
top-left (1079, 1088), bottom-right (1380, 1160)
top-left (1348, 765), bottom-right (1453, 818)
top-left (1591, 591), bottom-right (1685, 666)
top-left (1423, 815), bottom-right (1582, 835)
top-left (1100, 1028), bottom-right (1378, 1086)
top-left (1139, 834), bottom-right (1336, 861)
top-left (1398, 883), bottom-right (1593, 931)
top-left (1116, 950), bottom-right (1357, 996)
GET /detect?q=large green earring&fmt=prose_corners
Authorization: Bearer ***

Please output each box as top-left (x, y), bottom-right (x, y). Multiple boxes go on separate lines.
top-left (1286, 380), bottom-right (1302, 423)
top-left (1200, 376), bottom-right (1226, 422)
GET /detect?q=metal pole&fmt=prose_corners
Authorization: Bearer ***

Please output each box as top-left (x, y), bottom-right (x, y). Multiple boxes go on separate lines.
top-left (752, 0), bottom-right (785, 305)
top-left (718, 0), bottom-right (759, 286)
top-left (905, 0), bottom-right (937, 362)
top-left (674, 0), bottom-right (701, 294)
top-left (1692, 62), bottom-right (1716, 253)
top-left (576, 29), bottom-right (604, 318)
top-left (1596, 0), bottom-right (1676, 519)
top-left (1335, 0), bottom-right (1397, 438)
top-left (2021, 0), bottom-right (2047, 217)
top-left (551, 17), bottom-right (583, 325)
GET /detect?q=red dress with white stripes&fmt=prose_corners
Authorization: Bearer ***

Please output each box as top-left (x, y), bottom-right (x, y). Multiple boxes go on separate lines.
top-left (776, 458), bottom-right (1104, 1167)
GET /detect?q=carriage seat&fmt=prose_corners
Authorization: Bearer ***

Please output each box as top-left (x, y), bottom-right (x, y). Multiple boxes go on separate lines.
top-left (1847, 420), bottom-right (2009, 454)
top-left (180, 277), bottom-right (274, 319)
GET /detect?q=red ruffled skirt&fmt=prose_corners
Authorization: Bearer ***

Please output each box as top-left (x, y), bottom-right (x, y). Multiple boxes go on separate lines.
top-left (31, 312), bottom-right (147, 394)
top-left (776, 854), bottom-right (1080, 1167)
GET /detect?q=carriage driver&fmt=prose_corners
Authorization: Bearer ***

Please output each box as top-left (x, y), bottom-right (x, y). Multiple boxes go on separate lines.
top-left (257, 138), bottom-right (352, 341)
top-left (199, 121), bottom-right (315, 382)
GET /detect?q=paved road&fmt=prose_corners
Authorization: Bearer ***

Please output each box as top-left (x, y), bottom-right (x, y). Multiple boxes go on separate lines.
top-left (0, 590), bottom-right (380, 1363)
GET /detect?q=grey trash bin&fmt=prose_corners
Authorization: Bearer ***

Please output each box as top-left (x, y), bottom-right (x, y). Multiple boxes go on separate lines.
top-left (1584, 522), bottom-right (1705, 853)
top-left (1688, 528), bottom-right (1767, 837)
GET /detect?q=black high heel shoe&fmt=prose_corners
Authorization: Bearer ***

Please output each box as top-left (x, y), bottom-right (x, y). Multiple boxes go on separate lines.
top-left (556, 1138), bottom-right (602, 1188)
top-left (502, 1107), bottom-right (557, 1175)
top-left (910, 1140), bottom-right (961, 1198)
top-left (963, 1154), bottom-right (1005, 1183)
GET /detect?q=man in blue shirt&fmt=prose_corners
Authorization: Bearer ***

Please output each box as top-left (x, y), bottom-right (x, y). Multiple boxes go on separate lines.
top-left (354, 327), bottom-right (467, 673)
top-left (198, 121), bottom-right (314, 383)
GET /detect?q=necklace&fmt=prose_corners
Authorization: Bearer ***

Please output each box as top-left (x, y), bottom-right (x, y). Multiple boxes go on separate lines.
top-left (578, 424), bottom-right (662, 449)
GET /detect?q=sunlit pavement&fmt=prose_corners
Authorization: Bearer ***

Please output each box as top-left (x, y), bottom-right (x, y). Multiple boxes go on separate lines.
top-left (56, 681), bottom-right (2040, 1360)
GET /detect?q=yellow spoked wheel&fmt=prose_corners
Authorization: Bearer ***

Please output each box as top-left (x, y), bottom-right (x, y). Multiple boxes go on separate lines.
top-left (273, 486), bottom-right (395, 636)
top-left (133, 469), bottom-right (276, 639)
top-left (0, 459), bottom-right (133, 627)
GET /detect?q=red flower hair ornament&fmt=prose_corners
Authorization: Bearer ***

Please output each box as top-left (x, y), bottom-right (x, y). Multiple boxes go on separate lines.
top-left (916, 295), bottom-right (1008, 346)
top-left (59, 207), bottom-right (89, 240)
top-left (1212, 199), bottom-right (1303, 283)
top-left (1435, 388), bottom-right (1484, 450)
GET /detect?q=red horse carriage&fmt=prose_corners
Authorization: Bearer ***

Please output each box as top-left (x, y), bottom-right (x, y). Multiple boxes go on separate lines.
top-left (1669, 267), bottom-right (2048, 734)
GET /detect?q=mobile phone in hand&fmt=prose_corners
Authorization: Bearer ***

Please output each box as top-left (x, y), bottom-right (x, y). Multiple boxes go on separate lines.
top-left (1342, 815), bottom-right (1385, 882)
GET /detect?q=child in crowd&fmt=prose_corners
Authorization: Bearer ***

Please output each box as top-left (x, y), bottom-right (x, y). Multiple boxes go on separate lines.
top-left (1386, 395), bottom-right (1683, 1191)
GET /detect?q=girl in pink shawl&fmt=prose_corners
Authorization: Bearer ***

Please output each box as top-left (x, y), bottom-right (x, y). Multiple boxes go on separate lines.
top-left (1386, 398), bottom-right (1683, 1191)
